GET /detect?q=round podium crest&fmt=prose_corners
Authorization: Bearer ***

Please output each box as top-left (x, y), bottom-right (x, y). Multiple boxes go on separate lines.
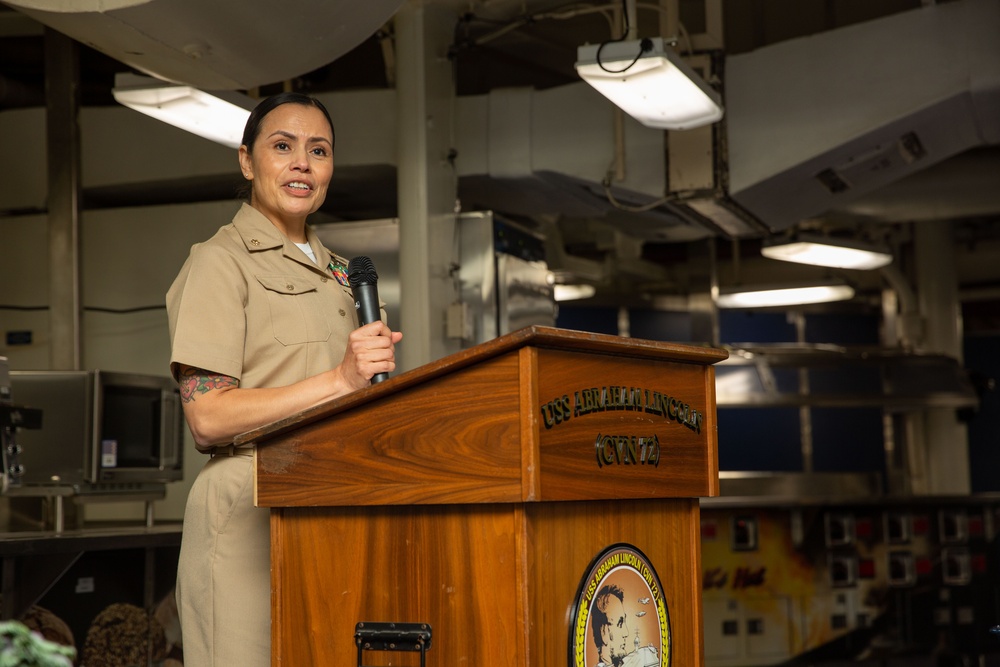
top-left (570, 543), bottom-right (671, 667)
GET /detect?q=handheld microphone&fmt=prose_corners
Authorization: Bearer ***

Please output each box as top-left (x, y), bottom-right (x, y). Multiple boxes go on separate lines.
top-left (347, 255), bottom-right (388, 384)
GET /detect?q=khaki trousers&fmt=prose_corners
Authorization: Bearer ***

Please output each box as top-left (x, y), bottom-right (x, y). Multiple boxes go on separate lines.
top-left (176, 452), bottom-right (270, 666)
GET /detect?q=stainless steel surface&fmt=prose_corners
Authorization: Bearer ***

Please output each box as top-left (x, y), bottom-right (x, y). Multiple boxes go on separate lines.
top-left (706, 471), bottom-right (884, 507)
top-left (312, 218), bottom-right (402, 337)
top-left (496, 253), bottom-right (554, 336)
top-left (0, 357), bottom-right (9, 403)
top-left (315, 211), bottom-right (556, 349)
top-left (459, 212), bottom-right (555, 344)
top-left (456, 211), bottom-right (497, 345)
top-left (9, 370), bottom-right (92, 485)
top-left (714, 341), bottom-right (979, 502)
top-left (0, 492), bottom-right (79, 533)
top-left (1, 357), bottom-right (13, 495)
top-left (715, 344), bottom-right (979, 410)
top-left (791, 313), bottom-right (814, 473)
top-left (7, 370), bottom-right (183, 492)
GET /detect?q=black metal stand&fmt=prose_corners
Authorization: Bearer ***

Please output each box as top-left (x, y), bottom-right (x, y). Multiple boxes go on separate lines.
top-left (355, 621), bottom-right (432, 667)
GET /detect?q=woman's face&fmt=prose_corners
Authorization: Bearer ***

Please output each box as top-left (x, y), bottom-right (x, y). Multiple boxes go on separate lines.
top-left (238, 103), bottom-right (334, 231)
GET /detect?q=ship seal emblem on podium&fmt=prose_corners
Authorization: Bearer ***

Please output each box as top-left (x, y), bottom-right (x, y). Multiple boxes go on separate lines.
top-left (570, 543), bottom-right (671, 667)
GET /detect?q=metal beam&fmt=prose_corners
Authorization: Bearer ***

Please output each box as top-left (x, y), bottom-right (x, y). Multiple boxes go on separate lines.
top-left (395, 2), bottom-right (459, 371)
top-left (44, 28), bottom-right (82, 370)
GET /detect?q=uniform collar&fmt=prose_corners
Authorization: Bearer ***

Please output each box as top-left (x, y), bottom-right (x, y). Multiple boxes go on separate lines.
top-left (233, 203), bottom-right (345, 276)
top-left (232, 203), bottom-right (286, 252)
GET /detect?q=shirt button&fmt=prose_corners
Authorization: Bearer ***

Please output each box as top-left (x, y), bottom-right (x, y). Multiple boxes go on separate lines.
top-left (286, 283), bottom-right (294, 290)
top-left (339, 309), bottom-right (346, 317)
top-left (249, 238), bottom-right (261, 246)
top-left (321, 277), bottom-right (328, 283)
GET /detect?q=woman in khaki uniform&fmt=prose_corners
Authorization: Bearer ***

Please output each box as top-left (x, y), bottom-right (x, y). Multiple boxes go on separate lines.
top-left (166, 93), bottom-right (402, 667)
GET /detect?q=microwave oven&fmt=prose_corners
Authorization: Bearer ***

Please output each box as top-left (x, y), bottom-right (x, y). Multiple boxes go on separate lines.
top-left (8, 370), bottom-right (184, 490)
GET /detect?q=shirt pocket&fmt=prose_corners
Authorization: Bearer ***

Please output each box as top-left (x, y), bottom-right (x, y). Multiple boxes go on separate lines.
top-left (255, 274), bottom-right (331, 345)
top-left (338, 285), bottom-right (360, 328)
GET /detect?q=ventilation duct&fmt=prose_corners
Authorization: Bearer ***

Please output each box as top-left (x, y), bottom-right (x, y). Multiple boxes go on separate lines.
top-left (724, 0), bottom-right (1000, 231)
top-left (2, 0), bottom-right (404, 89)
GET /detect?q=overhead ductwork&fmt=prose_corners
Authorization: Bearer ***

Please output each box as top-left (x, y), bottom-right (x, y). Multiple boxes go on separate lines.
top-left (2, 0), bottom-right (404, 89)
top-left (6, 0), bottom-right (999, 246)
top-left (724, 0), bottom-right (1000, 231)
top-left (452, 83), bottom-right (713, 243)
top-left (445, 0), bottom-right (1000, 241)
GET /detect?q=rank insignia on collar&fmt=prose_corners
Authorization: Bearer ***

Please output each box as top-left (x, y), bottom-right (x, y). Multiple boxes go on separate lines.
top-left (329, 262), bottom-right (350, 287)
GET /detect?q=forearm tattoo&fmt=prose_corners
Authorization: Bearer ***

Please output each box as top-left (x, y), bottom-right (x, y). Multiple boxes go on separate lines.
top-left (178, 366), bottom-right (238, 403)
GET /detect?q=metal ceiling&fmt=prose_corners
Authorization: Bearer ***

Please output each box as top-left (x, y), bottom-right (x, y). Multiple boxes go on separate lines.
top-left (1, 0), bottom-right (999, 316)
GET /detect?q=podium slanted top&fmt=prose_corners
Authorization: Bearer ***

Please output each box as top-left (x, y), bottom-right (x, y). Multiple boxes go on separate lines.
top-left (244, 326), bottom-right (728, 508)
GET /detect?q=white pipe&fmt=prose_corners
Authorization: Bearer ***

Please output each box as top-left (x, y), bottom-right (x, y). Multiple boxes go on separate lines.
top-left (914, 220), bottom-right (969, 495)
top-left (396, 5), bottom-right (433, 370)
top-left (625, 0), bottom-right (638, 39)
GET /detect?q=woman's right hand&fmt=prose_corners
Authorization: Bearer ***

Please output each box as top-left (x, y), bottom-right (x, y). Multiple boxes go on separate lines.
top-left (174, 322), bottom-right (402, 447)
top-left (335, 320), bottom-right (403, 391)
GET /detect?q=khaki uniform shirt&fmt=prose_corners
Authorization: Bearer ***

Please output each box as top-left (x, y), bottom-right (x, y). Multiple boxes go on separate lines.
top-left (167, 203), bottom-right (364, 666)
top-left (166, 203), bottom-right (359, 448)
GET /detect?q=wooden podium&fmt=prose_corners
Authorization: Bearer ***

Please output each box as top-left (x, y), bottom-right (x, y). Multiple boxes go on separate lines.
top-left (239, 326), bottom-right (726, 666)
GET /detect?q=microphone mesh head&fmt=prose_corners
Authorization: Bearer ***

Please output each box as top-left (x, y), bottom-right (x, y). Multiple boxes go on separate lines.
top-left (347, 256), bottom-right (378, 286)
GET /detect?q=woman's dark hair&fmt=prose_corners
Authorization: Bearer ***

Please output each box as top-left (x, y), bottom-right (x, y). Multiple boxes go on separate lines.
top-left (240, 92), bottom-right (335, 153)
top-left (237, 92), bottom-right (335, 200)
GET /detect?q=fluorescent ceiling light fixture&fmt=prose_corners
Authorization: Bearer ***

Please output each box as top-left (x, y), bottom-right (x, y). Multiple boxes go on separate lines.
top-left (761, 234), bottom-right (893, 270)
top-left (112, 73), bottom-right (255, 149)
top-left (553, 284), bottom-right (597, 302)
top-left (575, 37), bottom-right (724, 130)
top-left (716, 281), bottom-right (855, 309)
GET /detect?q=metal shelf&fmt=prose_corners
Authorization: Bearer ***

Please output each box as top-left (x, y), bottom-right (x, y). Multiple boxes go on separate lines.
top-left (716, 344), bottom-right (978, 411)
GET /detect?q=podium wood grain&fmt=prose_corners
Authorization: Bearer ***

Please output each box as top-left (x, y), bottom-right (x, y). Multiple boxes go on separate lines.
top-left (270, 499), bottom-right (703, 666)
top-left (245, 327), bottom-right (726, 667)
